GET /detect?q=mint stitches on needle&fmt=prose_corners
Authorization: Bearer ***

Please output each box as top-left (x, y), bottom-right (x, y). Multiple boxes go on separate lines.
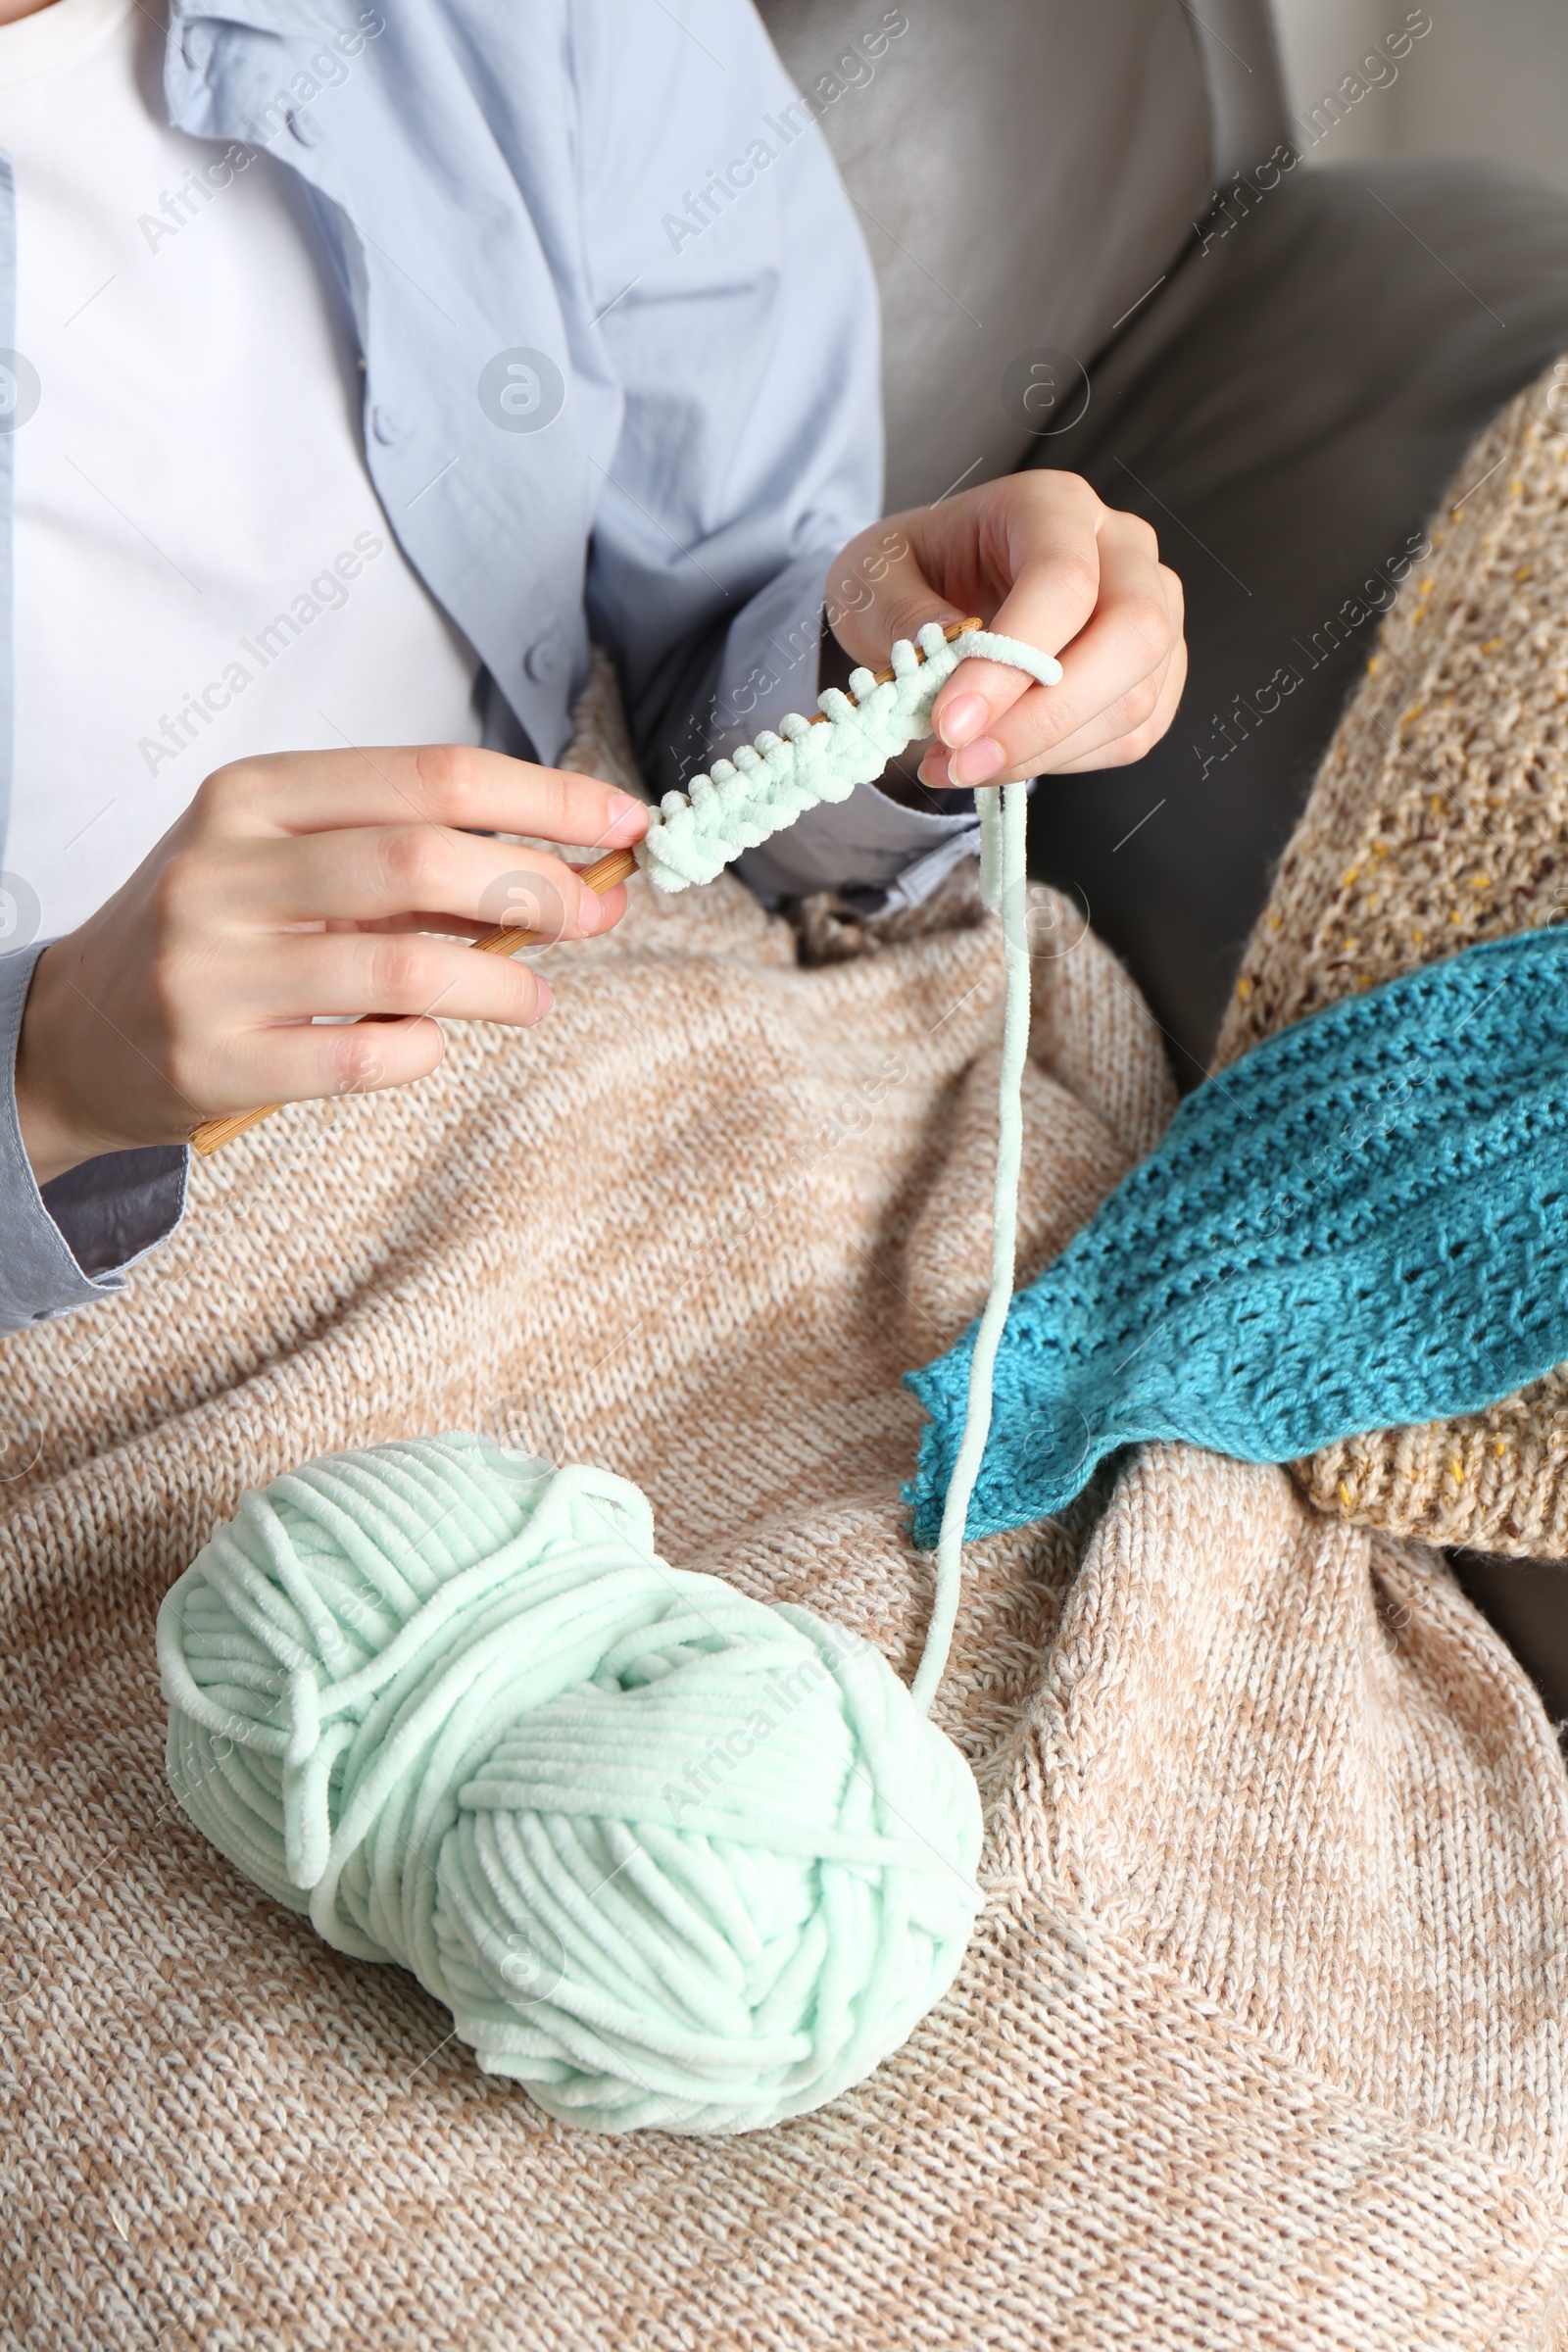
top-left (636, 620), bottom-right (1062, 893)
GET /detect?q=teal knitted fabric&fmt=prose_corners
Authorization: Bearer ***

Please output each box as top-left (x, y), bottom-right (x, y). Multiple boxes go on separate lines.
top-left (907, 927), bottom-right (1568, 1545)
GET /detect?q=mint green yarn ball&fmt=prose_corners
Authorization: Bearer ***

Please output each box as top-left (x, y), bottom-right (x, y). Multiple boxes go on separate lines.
top-left (157, 1434), bottom-right (984, 2134)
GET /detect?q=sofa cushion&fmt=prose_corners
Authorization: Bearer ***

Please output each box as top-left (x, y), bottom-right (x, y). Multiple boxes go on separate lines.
top-left (1028, 158), bottom-right (1568, 1067)
top-left (757, 0), bottom-right (1216, 509)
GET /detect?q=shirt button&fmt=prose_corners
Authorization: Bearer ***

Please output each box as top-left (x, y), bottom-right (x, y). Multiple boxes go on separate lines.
top-left (286, 106), bottom-right (322, 146)
top-left (370, 405), bottom-right (406, 445)
top-left (525, 638), bottom-right (564, 684)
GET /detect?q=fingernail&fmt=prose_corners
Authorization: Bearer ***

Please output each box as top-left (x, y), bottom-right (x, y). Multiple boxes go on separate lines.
top-left (531, 973), bottom-right (554, 1020)
top-left (919, 747), bottom-right (962, 791)
top-left (576, 888), bottom-right (603, 935)
top-left (938, 692), bottom-right (988, 750)
top-left (607, 792), bottom-right (647, 842)
top-left (952, 738), bottom-right (1004, 787)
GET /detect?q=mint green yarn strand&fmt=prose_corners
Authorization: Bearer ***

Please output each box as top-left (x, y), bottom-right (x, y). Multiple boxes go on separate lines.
top-left (910, 779), bottom-right (1029, 1716)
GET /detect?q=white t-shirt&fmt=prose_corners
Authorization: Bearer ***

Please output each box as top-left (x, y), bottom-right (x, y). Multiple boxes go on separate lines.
top-left (0, 0), bottom-right (484, 938)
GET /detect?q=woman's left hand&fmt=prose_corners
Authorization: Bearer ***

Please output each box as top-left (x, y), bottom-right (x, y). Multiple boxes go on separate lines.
top-left (824, 472), bottom-right (1187, 789)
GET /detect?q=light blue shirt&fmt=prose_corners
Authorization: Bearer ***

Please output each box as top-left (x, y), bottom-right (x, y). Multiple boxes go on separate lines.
top-left (0, 0), bottom-right (977, 1334)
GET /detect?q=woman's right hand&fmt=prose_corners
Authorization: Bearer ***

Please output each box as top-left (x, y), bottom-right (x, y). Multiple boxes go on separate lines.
top-left (14, 743), bottom-right (649, 1185)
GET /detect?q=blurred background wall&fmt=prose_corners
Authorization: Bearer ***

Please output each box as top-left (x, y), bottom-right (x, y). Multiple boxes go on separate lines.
top-left (1268, 0), bottom-right (1567, 195)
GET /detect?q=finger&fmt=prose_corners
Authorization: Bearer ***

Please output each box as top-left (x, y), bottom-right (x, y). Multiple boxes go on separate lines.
top-left (1048, 632), bottom-right (1190, 773)
top-left (205, 828), bottom-right (620, 937)
top-left (979, 613), bottom-right (1178, 779)
top-left (187, 1013), bottom-right (456, 1117)
top-left (968, 516), bottom-right (1170, 778)
top-left (920, 539), bottom-right (1179, 788)
top-left (230, 928), bottom-right (559, 1025)
top-left (199, 742), bottom-right (650, 853)
top-left (822, 520), bottom-right (968, 671)
top-left (365, 881), bottom-right (631, 941)
top-left (924, 479), bottom-right (1109, 754)
top-left (1024, 564), bottom-right (1185, 773)
top-left (829, 476), bottom-right (1108, 677)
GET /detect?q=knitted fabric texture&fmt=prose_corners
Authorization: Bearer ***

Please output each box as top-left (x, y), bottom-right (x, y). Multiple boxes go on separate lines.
top-left (5, 655), bottom-right (1568, 2343)
top-left (1214, 354), bottom-right (1568, 1554)
top-left (635, 621), bottom-right (1061, 891)
top-left (908, 925), bottom-right (1568, 1544)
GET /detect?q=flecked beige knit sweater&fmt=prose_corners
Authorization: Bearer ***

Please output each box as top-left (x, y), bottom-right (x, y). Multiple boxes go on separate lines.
top-left (6, 389), bottom-right (1568, 2347)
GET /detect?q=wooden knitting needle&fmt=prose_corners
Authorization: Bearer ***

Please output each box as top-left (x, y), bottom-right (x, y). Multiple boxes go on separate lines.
top-left (188, 617), bottom-right (985, 1156)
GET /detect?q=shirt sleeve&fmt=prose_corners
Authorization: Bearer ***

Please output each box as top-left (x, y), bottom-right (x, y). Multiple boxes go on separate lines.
top-left (572, 2), bottom-right (969, 905)
top-left (0, 944), bottom-right (187, 1338)
top-left (735, 780), bottom-right (980, 907)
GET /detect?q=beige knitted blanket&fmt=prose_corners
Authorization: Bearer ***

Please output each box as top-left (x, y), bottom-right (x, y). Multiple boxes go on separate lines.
top-left (7, 377), bottom-right (1568, 2347)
